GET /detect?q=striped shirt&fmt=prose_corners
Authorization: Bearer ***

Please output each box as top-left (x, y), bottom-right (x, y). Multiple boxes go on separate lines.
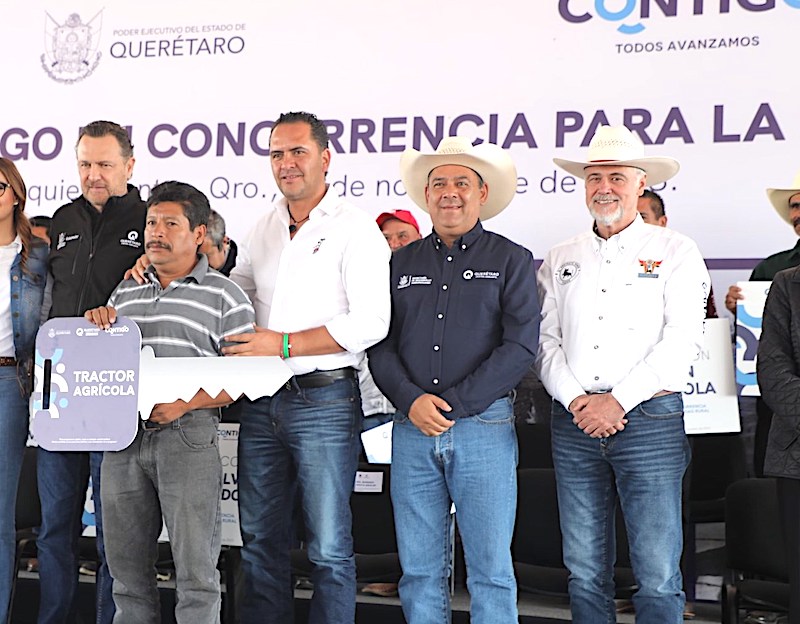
top-left (108, 254), bottom-right (255, 359)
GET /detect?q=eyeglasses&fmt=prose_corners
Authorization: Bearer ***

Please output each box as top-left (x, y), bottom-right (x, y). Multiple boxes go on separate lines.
top-left (0, 182), bottom-right (10, 197)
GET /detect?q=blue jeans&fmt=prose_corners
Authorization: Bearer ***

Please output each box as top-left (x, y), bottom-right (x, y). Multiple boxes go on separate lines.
top-left (37, 449), bottom-right (114, 624)
top-left (551, 393), bottom-right (690, 624)
top-left (0, 370), bottom-right (29, 622)
top-left (101, 413), bottom-right (222, 624)
top-left (391, 396), bottom-right (518, 624)
top-left (238, 376), bottom-right (361, 624)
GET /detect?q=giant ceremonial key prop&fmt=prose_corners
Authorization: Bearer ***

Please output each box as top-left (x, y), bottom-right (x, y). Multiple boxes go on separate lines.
top-left (31, 317), bottom-right (293, 451)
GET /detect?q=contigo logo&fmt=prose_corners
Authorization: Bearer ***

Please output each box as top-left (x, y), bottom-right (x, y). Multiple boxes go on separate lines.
top-left (558, 0), bottom-right (800, 34)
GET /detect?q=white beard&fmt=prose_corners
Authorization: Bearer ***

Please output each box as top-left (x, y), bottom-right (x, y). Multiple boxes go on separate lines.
top-left (590, 204), bottom-right (624, 227)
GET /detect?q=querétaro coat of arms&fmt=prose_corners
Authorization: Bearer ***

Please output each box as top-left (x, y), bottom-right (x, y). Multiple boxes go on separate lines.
top-left (41, 10), bottom-right (103, 84)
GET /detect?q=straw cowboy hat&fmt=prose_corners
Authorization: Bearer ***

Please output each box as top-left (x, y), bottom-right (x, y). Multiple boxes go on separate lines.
top-left (399, 136), bottom-right (517, 220)
top-left (553, 125), bottom-right (680, 186)
top-left (766, 172), bottom-right (800, 225)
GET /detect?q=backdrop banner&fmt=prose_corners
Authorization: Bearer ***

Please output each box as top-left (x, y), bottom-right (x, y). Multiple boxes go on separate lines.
top-left (2, 1), bottom-right (798, 288)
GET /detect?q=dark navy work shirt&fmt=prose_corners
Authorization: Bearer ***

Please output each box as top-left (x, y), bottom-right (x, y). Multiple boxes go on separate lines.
top-left (369, 221), bottom-right (541, 419)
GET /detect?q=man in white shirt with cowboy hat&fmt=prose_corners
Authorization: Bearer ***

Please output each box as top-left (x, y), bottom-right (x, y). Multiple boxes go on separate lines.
top-left (369, 136), bottom-right (540, 624)
top-left (536, 125), bottom-right (710, 624)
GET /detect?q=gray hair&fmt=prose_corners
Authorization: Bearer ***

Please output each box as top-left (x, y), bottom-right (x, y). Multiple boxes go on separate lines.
top-left (206, 209), bottom-right (226, 250)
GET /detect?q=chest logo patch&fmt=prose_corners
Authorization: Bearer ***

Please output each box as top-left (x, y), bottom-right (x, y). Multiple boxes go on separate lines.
top-left (556, 261), bottom-right (580, 285)
top-left (56, 233), bottom-right (80, 251)
top-left (463, 269), bottom-right (500, 280)
top-left (638, 258), bottom-right (662, 278)
top-left (120, 230), bottom-right (142, 249)
top-left (397, 275), bottom-right (432, 289)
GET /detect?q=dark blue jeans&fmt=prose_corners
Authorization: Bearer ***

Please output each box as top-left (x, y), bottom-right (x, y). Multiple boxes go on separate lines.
top-left (552, 393), bottom-right (690, 624)
top-left (238, 376), bottom-right (361, 624)
top-left (36, 449), bottom-right (114, 624)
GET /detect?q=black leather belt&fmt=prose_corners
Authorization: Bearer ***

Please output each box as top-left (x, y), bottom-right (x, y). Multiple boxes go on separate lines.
top-left (0, 357), bottom-right (16, 366)
top-left (293, 367), bottom-right (355, 389)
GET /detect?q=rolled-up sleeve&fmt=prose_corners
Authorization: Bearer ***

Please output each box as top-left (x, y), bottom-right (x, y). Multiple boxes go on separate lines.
top-left (325, 219), bottom-right (391, 353)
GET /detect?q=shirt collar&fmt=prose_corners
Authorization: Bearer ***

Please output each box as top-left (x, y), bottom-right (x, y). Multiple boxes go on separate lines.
top-left (274, 184), bottom-right (338, 224)
top-left (592, 213), bottom-right (648, 252)
top-left (81, 185), bottom-right (138, 214)
top-left (431, 220), bottom-right (484, 251)
top-left (0, 235), bottom-right (22, 254)
top-left (144, 253), bottom-right (210, 285)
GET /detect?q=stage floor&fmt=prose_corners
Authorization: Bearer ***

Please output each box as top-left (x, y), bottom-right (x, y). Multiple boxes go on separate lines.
top-left (10, 523), bottom-right (726, 623)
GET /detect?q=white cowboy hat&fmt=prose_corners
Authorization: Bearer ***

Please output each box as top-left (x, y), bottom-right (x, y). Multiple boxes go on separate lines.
top-left (553, 125), bottom-right (680, 186)
top-left (399, 136), bottom-right (517, 220)
top-left (766, 172), bottom-right (800, 226)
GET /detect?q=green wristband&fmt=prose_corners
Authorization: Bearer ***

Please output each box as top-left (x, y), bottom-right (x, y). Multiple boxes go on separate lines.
top-left (282, 333), bottom-right (291, 359)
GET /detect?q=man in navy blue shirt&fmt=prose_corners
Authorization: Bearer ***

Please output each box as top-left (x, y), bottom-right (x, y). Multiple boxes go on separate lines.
top-left (369, 136), bottom-right (540, 624)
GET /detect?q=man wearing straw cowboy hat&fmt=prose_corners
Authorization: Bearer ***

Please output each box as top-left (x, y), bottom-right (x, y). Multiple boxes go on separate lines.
top-left (536, 125), bottom-right (710, 624)
top-left (725, 173), bottom-right (800, 477)
top-left (724, 174), bottom-right (800, 316)
top-left (369, 136), bottom-right (540, 623)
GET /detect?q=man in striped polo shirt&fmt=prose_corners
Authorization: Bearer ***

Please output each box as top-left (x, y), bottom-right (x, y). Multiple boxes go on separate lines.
top-left (84, 180), bottom-right (255, 624)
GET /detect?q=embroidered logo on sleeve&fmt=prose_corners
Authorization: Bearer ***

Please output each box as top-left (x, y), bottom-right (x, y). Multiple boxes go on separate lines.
top-left (397, 275), bottom-right (432, 289)
top-left (556, 261), bottom-right (580, 285)
top-left (638, 259), bottom-right (662, 278)
top-left (56, 232), bottom-right (80, 251)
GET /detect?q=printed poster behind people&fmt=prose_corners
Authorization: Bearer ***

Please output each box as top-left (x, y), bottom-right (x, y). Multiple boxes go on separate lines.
top-left (683, 318), bottom-right (740, 434)
top-left (735, 281), bottom-right (771, 397)
top-left (217, 423), bottom-right (241, 547)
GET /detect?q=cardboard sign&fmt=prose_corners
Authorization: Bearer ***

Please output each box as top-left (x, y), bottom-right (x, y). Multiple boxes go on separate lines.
top-left (218, 423), bottom-right (241, 547)
top-left (354, 470), bottom-right (385, 493)
top-left (31, 317), bottom-right (142, 451)
top-left (683, 318), bottom-right (741, 434)
top-left (360, 421), bottom-right (393, 464)
top-left (735, 281), bottom-right (770, 397)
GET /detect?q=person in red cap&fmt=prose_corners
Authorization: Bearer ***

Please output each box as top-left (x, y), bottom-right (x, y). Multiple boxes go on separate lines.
top-left (376, 209), bottom-right (421, 251)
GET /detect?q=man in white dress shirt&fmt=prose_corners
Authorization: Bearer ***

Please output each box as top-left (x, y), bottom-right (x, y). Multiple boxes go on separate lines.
top-left (536, 125), bottom-right (709, 624)
top-left (222, 111), bottom-right (390, 624)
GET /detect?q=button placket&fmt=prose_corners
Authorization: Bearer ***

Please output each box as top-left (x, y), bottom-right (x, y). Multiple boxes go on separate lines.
top-left (431, 244), bottom-right (458, 385)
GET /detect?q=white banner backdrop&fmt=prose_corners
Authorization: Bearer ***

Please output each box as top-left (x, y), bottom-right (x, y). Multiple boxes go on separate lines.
top-left (2, 0), bottom-right (799, 275)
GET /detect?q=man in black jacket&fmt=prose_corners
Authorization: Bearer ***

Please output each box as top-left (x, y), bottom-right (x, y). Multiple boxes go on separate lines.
top-left (38, 120), bottom-right (146, 624)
